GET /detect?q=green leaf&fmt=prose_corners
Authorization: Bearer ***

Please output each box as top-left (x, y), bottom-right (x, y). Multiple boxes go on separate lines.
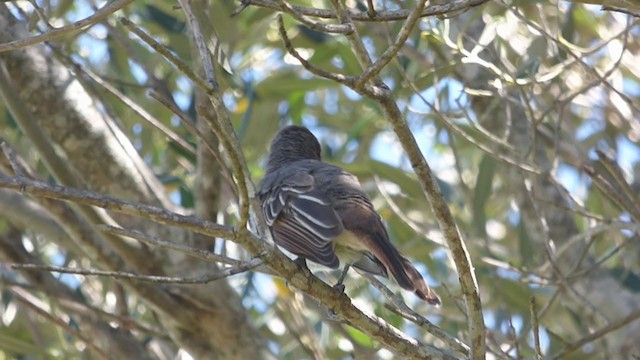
top-left (518, 217), bottom-right (535, 266)
top-left (473, 155), bottom-right (496, 236)
top-left (144, 4), bottom-right (186, 33)
top-left (255, 72), bottom-right (334, 99)
top-left (344, 325), bottom-right (375, 347)
top-left (0, 333), bottom-right (47, 356)
top-left (610, 267), bottom-right (640, 292)
top-left (287, 91), bottom-right (306, 125)
top-left (297, 25), bottom-right (330, 44)
top-left (180, 183), bottom-right (195, 209)
top-left (168, 140), bottom-right (197, 164)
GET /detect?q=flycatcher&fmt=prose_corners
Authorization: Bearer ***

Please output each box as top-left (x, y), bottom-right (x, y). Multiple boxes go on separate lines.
top-left (258, 125), bottom-right (441, 305)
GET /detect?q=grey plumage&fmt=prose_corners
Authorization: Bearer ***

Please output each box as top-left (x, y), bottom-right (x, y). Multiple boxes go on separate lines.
top-left (258, 125), bottom-right (441, 305)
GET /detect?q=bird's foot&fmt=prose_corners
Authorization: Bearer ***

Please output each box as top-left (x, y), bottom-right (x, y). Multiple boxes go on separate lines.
top-left (293, 257), bottom-right (310, 273)
top-left (332, 283), bottom-right (345, 294)
top-left (331, 264), bottom-right (350, 296)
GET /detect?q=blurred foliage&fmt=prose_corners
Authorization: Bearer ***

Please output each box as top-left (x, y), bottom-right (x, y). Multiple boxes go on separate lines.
top-left (1, 0), bottom-right (639, 359)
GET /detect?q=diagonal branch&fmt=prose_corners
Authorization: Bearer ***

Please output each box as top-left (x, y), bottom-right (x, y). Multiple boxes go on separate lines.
top-left (8, 260), bottom-right (263, 284)
top-left (0, 0), bottom-right (135, 52)
top-left (550, 307), bottom-right (640, 359)
top-left (357, 0), bottom-right (427, 86)
top-left (277, 15), bottom-right (356, 86)
top-left (97, 224), bottom-right (244, 266)
top-left (119, 17), bottom-right (212, 93)
top-left (9, 288), bottom-right (111, 360)
top-left (0, 174), bottom-right (235, 239)
top-left (360, 271), bottom-right (470, 357)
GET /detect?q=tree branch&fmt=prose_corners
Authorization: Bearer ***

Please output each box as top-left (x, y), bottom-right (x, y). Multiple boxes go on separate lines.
top-left (275, 0), bottom-right (353, 34)
top-left (277, 15), bottom-right (356, 86)
top-left (361, 271), bottom-right (470, 357)
top-left (0, 174), bottom-right (234, 239)
top-left (550, 307), bottom-right (640, 359)
top-left (9, 288), bottom-right (112, 360)
top-left (241, 0), bottom-right (489, 22)
top-left (530, 296), bottom-right (543, 360)
top-left (119, 17), bottom-right (212, 94)
top-left (372, 71), bottom-right (487, 360)
top-left (97, 224), bottom-right (246, 267)
top-left (7, 260), bottom-right (263, 284)
top-left (179, 0), bottom-right (254, 231)
top-left (356, 0), bottom-right (427, 86)
top-left (0, 0), bottom-right (135, 53)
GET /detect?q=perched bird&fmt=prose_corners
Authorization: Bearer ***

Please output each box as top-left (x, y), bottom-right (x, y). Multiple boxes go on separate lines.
top-left (258, 125), bottom-right (441, 305)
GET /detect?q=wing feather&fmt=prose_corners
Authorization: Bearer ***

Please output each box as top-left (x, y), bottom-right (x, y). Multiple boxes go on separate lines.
top-left (273, 218), bottom-right (339, 268)
top-left (258, 167), bottom-right (343, 268)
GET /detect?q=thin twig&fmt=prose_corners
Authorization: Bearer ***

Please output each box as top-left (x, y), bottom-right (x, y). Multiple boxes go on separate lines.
top-left (601, 5), bottom-right (640, 17)
top-left (277, 15), bottom-right (356, 86)
top-left (56, 297), bottom-right (168, 338)
top-left (550, 307), bottom-right (640, 359)
top-left (330, 0), bottom-right (373, 70)
top-left (274, 297), bottom-right (326, 360)
top-left (7, 259), bottom-right (262, 284)
top-left (373, 175), bottom-right (445, 246)
top-left (10, 288), bottom-right (111, 360)
top-left (0, 136), bottom-right (31, 178)
top-left (148, 90), bottom-right (239, 199)
top-left (359, 271), bottom-right (470, 357)
top-left (525, 181), bottom-right (609, 323)
top-left (275, 0), bottom-right (353, 34)
top-left (566, 233), bottom-right (639, 280)
top-left (119, 17), bottom-right (212, 93)
top-left (537, 222), bottom-right (640, 275)
top-left (507, 6), bottom-right (640, 115)
top-left (595, 149), bottom-right (640, 222)
top-left (3, 279), bottom-right (168, 338)
top-left (584, 165), bottom-right (638, 221)
top-left (530, 296), bottom-right (543, 360)
top-left (356, 0), bottom-right (427, 87)
top-left (96, 224), bottom-right (245, 266)
top-left (406, 91), bottom-right (541, 174)
top-left (0, 0), bottom-right (135, 53)
top-left (74, 65), bottom-right (196, 157)
top-left (26, 0), bottom-right (55, 29)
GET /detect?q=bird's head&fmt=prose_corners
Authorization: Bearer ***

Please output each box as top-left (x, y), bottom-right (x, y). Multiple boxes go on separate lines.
top-left (266, 125), bottom-right (322, 171)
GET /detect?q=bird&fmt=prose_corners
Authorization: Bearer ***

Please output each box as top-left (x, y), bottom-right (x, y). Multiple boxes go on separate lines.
top-left (257, 125), bottom-right (441, 305)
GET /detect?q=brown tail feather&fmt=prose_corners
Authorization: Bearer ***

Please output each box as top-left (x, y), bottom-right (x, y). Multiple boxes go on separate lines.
top-left (353, 224), bottom-right (441, 305)
top-left (400, 256), bottom-right (441, 305)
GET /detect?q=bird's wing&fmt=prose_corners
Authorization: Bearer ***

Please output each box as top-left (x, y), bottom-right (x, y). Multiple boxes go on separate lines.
top-left (259, 170), bottom-right (343, 268)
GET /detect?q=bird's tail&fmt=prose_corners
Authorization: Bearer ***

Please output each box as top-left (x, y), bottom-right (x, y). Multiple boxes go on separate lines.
top-left (368, 228), bottom-right (441, 305)
top-left (398, 256), bottom-right (441, 305)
